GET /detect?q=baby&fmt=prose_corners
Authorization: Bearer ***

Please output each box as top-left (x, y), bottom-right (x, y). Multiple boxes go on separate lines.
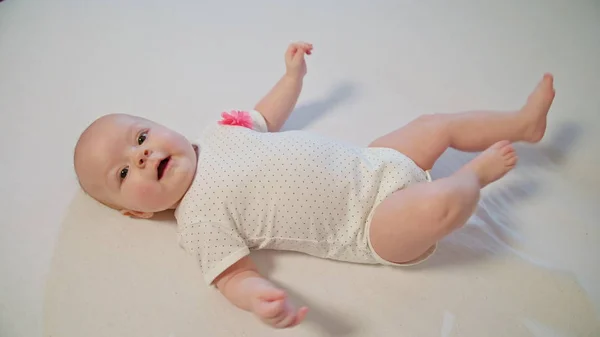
top-left (74, 42), bottom-right (555, 329)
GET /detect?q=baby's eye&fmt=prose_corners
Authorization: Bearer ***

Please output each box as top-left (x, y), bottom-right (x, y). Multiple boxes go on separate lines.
top-left (120, 167), bottom-right (129, 179)
top-left (137, 131), bottom-right (148, 145)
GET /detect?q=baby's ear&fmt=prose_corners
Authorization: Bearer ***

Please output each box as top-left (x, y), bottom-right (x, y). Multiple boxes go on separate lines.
top-left (120, 209), bottom-right (154, 219)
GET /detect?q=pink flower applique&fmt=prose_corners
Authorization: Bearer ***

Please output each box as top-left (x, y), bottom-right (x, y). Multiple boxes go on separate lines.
top-left (218, 110), bottom-right (253, 129)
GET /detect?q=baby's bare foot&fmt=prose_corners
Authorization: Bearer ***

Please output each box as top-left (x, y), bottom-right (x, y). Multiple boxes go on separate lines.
top-left (461, 141), bottom-right (518, 187)
top-left (520, 73), bottom-right (555, 142)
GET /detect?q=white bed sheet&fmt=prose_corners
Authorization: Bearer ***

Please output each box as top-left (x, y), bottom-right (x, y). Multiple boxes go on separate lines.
top-left (1, 0), bottom-right (598, 336)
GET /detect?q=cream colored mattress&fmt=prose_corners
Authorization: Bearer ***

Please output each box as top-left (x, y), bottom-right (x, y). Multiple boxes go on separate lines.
top-left (45, 145), bottom-right (600, 336)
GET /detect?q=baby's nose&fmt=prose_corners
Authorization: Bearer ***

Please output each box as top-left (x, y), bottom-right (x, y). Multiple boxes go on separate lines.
top-left (136, 149), bottom-right (152, 167)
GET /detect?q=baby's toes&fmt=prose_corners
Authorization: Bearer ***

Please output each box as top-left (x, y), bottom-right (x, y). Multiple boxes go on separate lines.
top-left (499, 143), bottom-right (515, 156)
top-left (491, 140), bottom-right (511, 150)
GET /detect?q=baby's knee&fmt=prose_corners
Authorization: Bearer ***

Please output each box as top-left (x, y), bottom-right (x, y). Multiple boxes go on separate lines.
top-left (415, 113), bottom-right (449, 138)
top-left (415, 113), bottom-right (439, 123)
top-left (415, 113), bottom-right (446, 127)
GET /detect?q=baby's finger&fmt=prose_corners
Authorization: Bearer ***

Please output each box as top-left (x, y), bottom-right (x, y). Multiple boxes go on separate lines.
top-left (273, 311), bottom-right (297, 329)
top-left (255, 299), bottom-right (284, 319)
top-left (272, 301), bottom-right (306, 328)
top-left (281, 306), bottom-right (308, 328)
top-left (293, 307), bottom-right (309, 325)
top-left (295, 42), bottom-right (313, 53)
top-left (285, 44), bottom-right (298, 60)
top-left (302, 44), bottom-right (313, 55)
top-left (267, 309), bottom-right (290, 327)
top-left (286, 43), bottom-right (296, 52)
top-left (275, 299), bottom-right (296, 322)
top-left (287, 42), bottom-right (311, 53)
top-left (292, 48), bottom-right (306, 62)
top-left (296, 41), bottom-right (312, 47)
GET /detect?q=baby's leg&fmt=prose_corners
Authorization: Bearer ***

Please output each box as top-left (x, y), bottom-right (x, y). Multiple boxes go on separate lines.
top-left (369, 141), bottom-right (517, 264)
top-left (369, 74), bottom-right (555, 170)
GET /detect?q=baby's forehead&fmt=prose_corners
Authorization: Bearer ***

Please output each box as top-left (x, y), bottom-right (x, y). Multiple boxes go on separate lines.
top-left (76, 115), bottom-right (126, 152)
top-left (91, 113), bottom-right (141, 133)
top-left (82, 114), bottom-right (148, 156)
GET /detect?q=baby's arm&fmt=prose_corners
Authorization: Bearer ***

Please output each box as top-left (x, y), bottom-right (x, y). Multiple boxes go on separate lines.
top-left (254, 41), bottom-right (313, 132)
top-left (214, 256), bottom-right (308, 329)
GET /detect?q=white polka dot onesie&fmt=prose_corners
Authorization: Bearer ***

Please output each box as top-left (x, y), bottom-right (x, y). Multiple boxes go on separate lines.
top-left (174, 110), bottom-right (432, 284)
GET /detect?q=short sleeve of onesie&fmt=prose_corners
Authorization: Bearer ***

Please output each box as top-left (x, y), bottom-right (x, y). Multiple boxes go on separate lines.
top-left (217, 109), bottom-right (269, 133)
top-left (176, 108), bottom-right (271, 285)
top-left (179, 221), bottom-right (250, 285)
top-left (248, 109), bottom-right (269, 132)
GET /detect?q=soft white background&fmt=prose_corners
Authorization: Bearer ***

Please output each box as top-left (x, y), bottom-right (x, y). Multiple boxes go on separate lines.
top-left (1, 0), bottom-right (599, 336)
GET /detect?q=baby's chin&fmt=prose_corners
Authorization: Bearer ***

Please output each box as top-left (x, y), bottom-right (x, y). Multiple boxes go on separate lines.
top-left (160, 172), bottom-right (196, 210)
top-left (169, 162), bottom-right (196, 190)
top-left (127, 187), bottom-right (186, 214)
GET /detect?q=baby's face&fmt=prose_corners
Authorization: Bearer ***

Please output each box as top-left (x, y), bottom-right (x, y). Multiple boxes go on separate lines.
top-left (75, 114), bottom-right (198, 217)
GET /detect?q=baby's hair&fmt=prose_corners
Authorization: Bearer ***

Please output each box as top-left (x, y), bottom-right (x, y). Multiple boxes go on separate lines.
top-left (73, 148), bottom-right (120, 211)
top-left (73, 118), bottom-right (120, 211)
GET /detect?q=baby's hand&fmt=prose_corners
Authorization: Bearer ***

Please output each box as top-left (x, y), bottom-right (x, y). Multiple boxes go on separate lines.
top-left (250, 285), bottom-right (309, 329)
top-left (285, 41), bottom-right (313, 80)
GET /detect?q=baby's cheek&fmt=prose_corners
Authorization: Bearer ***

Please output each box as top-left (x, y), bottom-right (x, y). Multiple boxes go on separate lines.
top-left (136, 184), bottom-right (153, 199)
top-left (125, 183), bottom-right (157, 208)
top-left (134, 183), bottom-right (159, 199)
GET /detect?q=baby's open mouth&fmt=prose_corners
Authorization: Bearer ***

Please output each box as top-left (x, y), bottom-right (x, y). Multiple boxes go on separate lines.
top-left (157, 156), bottom-right (171, 180)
